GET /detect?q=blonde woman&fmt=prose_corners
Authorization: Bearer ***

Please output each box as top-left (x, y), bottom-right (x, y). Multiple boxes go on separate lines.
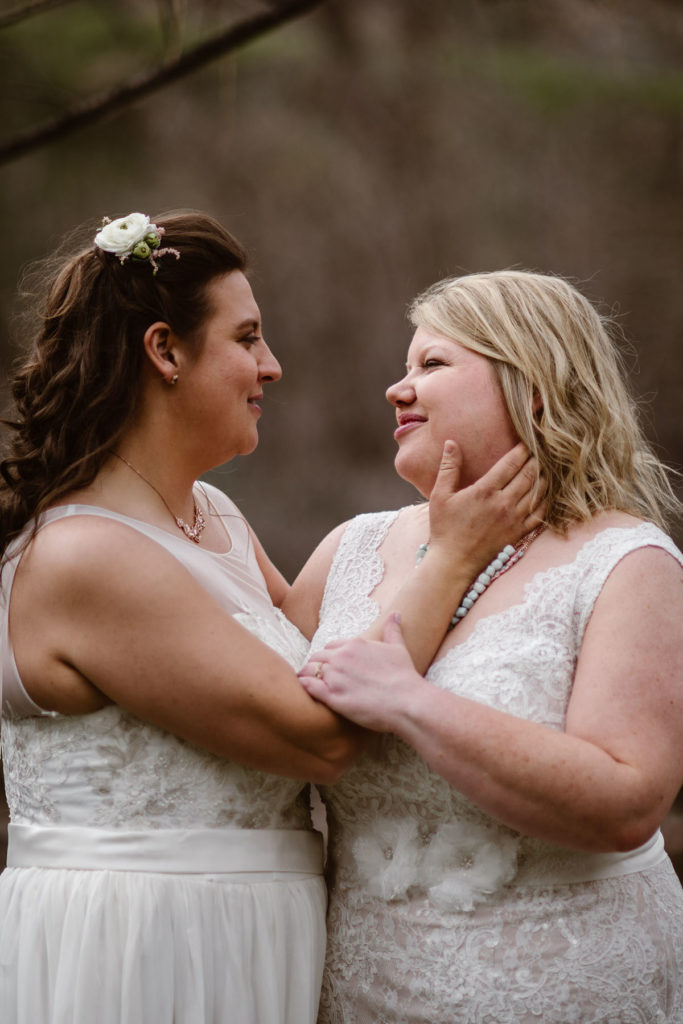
top-left (295, 271), bottom-right (683, 1023)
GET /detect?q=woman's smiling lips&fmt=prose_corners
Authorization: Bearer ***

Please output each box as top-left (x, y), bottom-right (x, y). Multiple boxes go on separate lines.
top-left (247, 393), bottom-right (263, 414)
top-left (394, 413), bottom-right (427, 439)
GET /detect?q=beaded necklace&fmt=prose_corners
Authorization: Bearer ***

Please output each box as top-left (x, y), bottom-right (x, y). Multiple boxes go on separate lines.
top-left (417, 525), bottom-right (544, 631)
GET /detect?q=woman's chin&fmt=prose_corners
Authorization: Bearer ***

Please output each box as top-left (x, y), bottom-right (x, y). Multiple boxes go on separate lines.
top-left (233, 430), bottom-right (260, 458)
top-left (211, 433), bottom-right (258, 468)
top-left (394, 454), bottom-right (437, 500)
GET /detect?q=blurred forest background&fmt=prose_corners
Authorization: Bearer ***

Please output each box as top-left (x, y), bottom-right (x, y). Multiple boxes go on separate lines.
top-left (0, 0), bottom-right (681, 870)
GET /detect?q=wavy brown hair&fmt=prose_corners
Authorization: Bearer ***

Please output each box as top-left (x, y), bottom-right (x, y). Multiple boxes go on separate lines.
top-left (410, 270), bottom-right (680, 533)
top-left (0, 211), bottom-right (247, 558)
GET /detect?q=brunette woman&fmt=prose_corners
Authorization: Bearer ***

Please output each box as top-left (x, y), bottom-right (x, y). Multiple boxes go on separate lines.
top-left (0, 216), bottom-right (541, 1024)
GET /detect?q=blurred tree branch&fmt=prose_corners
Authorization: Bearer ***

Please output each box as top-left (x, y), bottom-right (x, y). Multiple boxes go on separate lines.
top-left (0, 0), bottom-right (325, 167)
top-left (0, 0), bottom-right (77, 31)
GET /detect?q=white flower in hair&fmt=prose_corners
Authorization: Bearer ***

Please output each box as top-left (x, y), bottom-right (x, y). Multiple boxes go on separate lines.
top-left (95, 213), bottom-right (153, 255)
top-left (94, 212), bottom-right (180, 274)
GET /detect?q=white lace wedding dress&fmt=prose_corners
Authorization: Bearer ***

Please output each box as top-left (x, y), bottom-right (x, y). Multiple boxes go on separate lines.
top-left (0, 486), bottom-right (325, 1024)
top-left (313, 512), bottom-right (683, 1024)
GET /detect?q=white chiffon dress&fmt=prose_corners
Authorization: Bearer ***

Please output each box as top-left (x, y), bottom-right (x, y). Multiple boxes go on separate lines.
top-left (312, 513), bottom-right (683, 1024)
top-left (0, 486), bottom-right (325, 1024)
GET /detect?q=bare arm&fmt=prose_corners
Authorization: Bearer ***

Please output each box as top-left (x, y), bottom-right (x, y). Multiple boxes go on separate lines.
top-left (286, 441), bottom-right (544, 672)
top-left (300, 547), bottom-right (683, 851)
top-left (249, 522), bottom-right (290, 607)
top-left (11, 517), bottom-right (364, 784)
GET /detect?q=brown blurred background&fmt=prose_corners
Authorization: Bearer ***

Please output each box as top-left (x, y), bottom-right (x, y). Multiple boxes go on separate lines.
top-left (0, 0), bottom-right (681, 871)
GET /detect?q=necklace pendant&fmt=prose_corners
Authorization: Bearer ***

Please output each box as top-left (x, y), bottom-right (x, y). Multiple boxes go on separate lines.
top-left (113, 453), bottom-right (208, 544)
top-left (176, 505), bottom-right (206, 544)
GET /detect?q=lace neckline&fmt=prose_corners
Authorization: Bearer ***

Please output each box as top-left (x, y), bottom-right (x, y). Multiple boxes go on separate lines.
top-left (429, 522), bottom-right (662, 671)
top-left (347, 516), bottom-right (668, 676)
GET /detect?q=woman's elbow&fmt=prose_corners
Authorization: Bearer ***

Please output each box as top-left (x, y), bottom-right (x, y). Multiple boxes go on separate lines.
top-left (609, 812), bottom-right (665, 853)
top-left (308, 725), bottom-right (367, 785)
top-left (596, 797), bottom-right (667, 853)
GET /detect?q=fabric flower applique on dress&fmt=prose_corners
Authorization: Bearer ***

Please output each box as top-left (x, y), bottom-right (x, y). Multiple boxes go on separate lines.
top-left (421, 820), bottom-right (520, 912)
top-left (352, 816), bottom-right (520, 911)
top-left (352, 818), bottom-right (422, 901)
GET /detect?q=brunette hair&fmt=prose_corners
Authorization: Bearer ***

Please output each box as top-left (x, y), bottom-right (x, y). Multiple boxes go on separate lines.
top-left (410, 270), bottom-right (679, 532)
top-left (0, 211), bottom-right (247, 557)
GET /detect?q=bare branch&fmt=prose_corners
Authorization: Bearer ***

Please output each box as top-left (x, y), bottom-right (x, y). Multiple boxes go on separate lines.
top-left (0, 0), bottom-right (325, 167)
top-left (0, 0), bottom-right (78, 31)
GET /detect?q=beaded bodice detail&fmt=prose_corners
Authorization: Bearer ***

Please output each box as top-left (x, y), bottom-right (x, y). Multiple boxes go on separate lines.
top-left (313, 512), bottom-right (683, 1024)
top-left (1, 493), bottom-right (313, 833)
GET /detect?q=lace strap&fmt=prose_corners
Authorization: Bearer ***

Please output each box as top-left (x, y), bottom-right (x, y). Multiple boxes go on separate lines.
top-left (575, 523), bottom-right (683, 643)
top-left (315, 510), bottom-right (401, 646)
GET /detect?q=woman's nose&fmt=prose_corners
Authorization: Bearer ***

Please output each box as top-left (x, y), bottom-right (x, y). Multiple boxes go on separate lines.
top-left (385, 374), bottom-right (414, 407)
top-left (259, 341), bottom-right (282, 383)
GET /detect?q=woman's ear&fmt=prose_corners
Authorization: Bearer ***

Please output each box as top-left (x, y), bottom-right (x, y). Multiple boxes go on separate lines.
top-left (532, 389), bottom-right (543, 415)
top-left (142, 321), bottom-right (179, 385)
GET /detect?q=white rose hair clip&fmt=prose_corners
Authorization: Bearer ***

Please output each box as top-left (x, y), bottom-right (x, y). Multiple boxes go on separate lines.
top-left (94, 213), bottom-right (180, 275)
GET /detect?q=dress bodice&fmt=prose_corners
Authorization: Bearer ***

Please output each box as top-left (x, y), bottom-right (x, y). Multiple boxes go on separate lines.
top-left (313, 512), bottom-right (683, 1024)
top-left (0, 486), bottom-right (312, 832)
top-left (313, 513), bottom-right (683, 903)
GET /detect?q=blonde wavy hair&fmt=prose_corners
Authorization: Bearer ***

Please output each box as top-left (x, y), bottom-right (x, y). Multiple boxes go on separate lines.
top-left (409, 270), bottom-right (679, 532)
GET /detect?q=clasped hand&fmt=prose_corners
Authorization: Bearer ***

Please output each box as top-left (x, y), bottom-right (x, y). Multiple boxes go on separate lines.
top-left (299, 439), bottom-right (545, 730)
top-left (299, 615), bottom-right (426, 732)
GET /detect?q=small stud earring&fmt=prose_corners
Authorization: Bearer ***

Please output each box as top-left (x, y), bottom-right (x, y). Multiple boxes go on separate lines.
top-left (169, 373), bottom-right (179, 386)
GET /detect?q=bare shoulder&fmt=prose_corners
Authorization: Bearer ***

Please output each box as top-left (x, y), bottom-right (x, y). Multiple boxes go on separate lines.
top-left (295, 519), bottom-right (352, 581)
top-left (10, 516), bottom-right (202, 714)
top-left (16, 514), bottom-right (193, 601)
top-left (588, 510), bottom-right (682, 574)
top-left (566, 509), bottom-right (645, 543)
top-left (607, 543), bottom-right (682, 601)
top-left (577, 514), bottom-right (682, 648)
top-left (551, 511), bottom-right (680, 571)
top-left (569, 512), bottom-right (681, 622)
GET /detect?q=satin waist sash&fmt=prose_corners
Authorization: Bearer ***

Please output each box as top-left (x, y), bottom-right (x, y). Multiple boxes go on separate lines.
top-left (7, 823), bottom-right (323, 876)
top-left (513, 829), bottom-right (667, 886)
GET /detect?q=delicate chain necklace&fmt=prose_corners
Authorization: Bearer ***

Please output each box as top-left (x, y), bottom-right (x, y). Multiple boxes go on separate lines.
top-left (113, 453), bottom-right (206, 544)
top-left (417, 525), bottom-right (544, 631)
